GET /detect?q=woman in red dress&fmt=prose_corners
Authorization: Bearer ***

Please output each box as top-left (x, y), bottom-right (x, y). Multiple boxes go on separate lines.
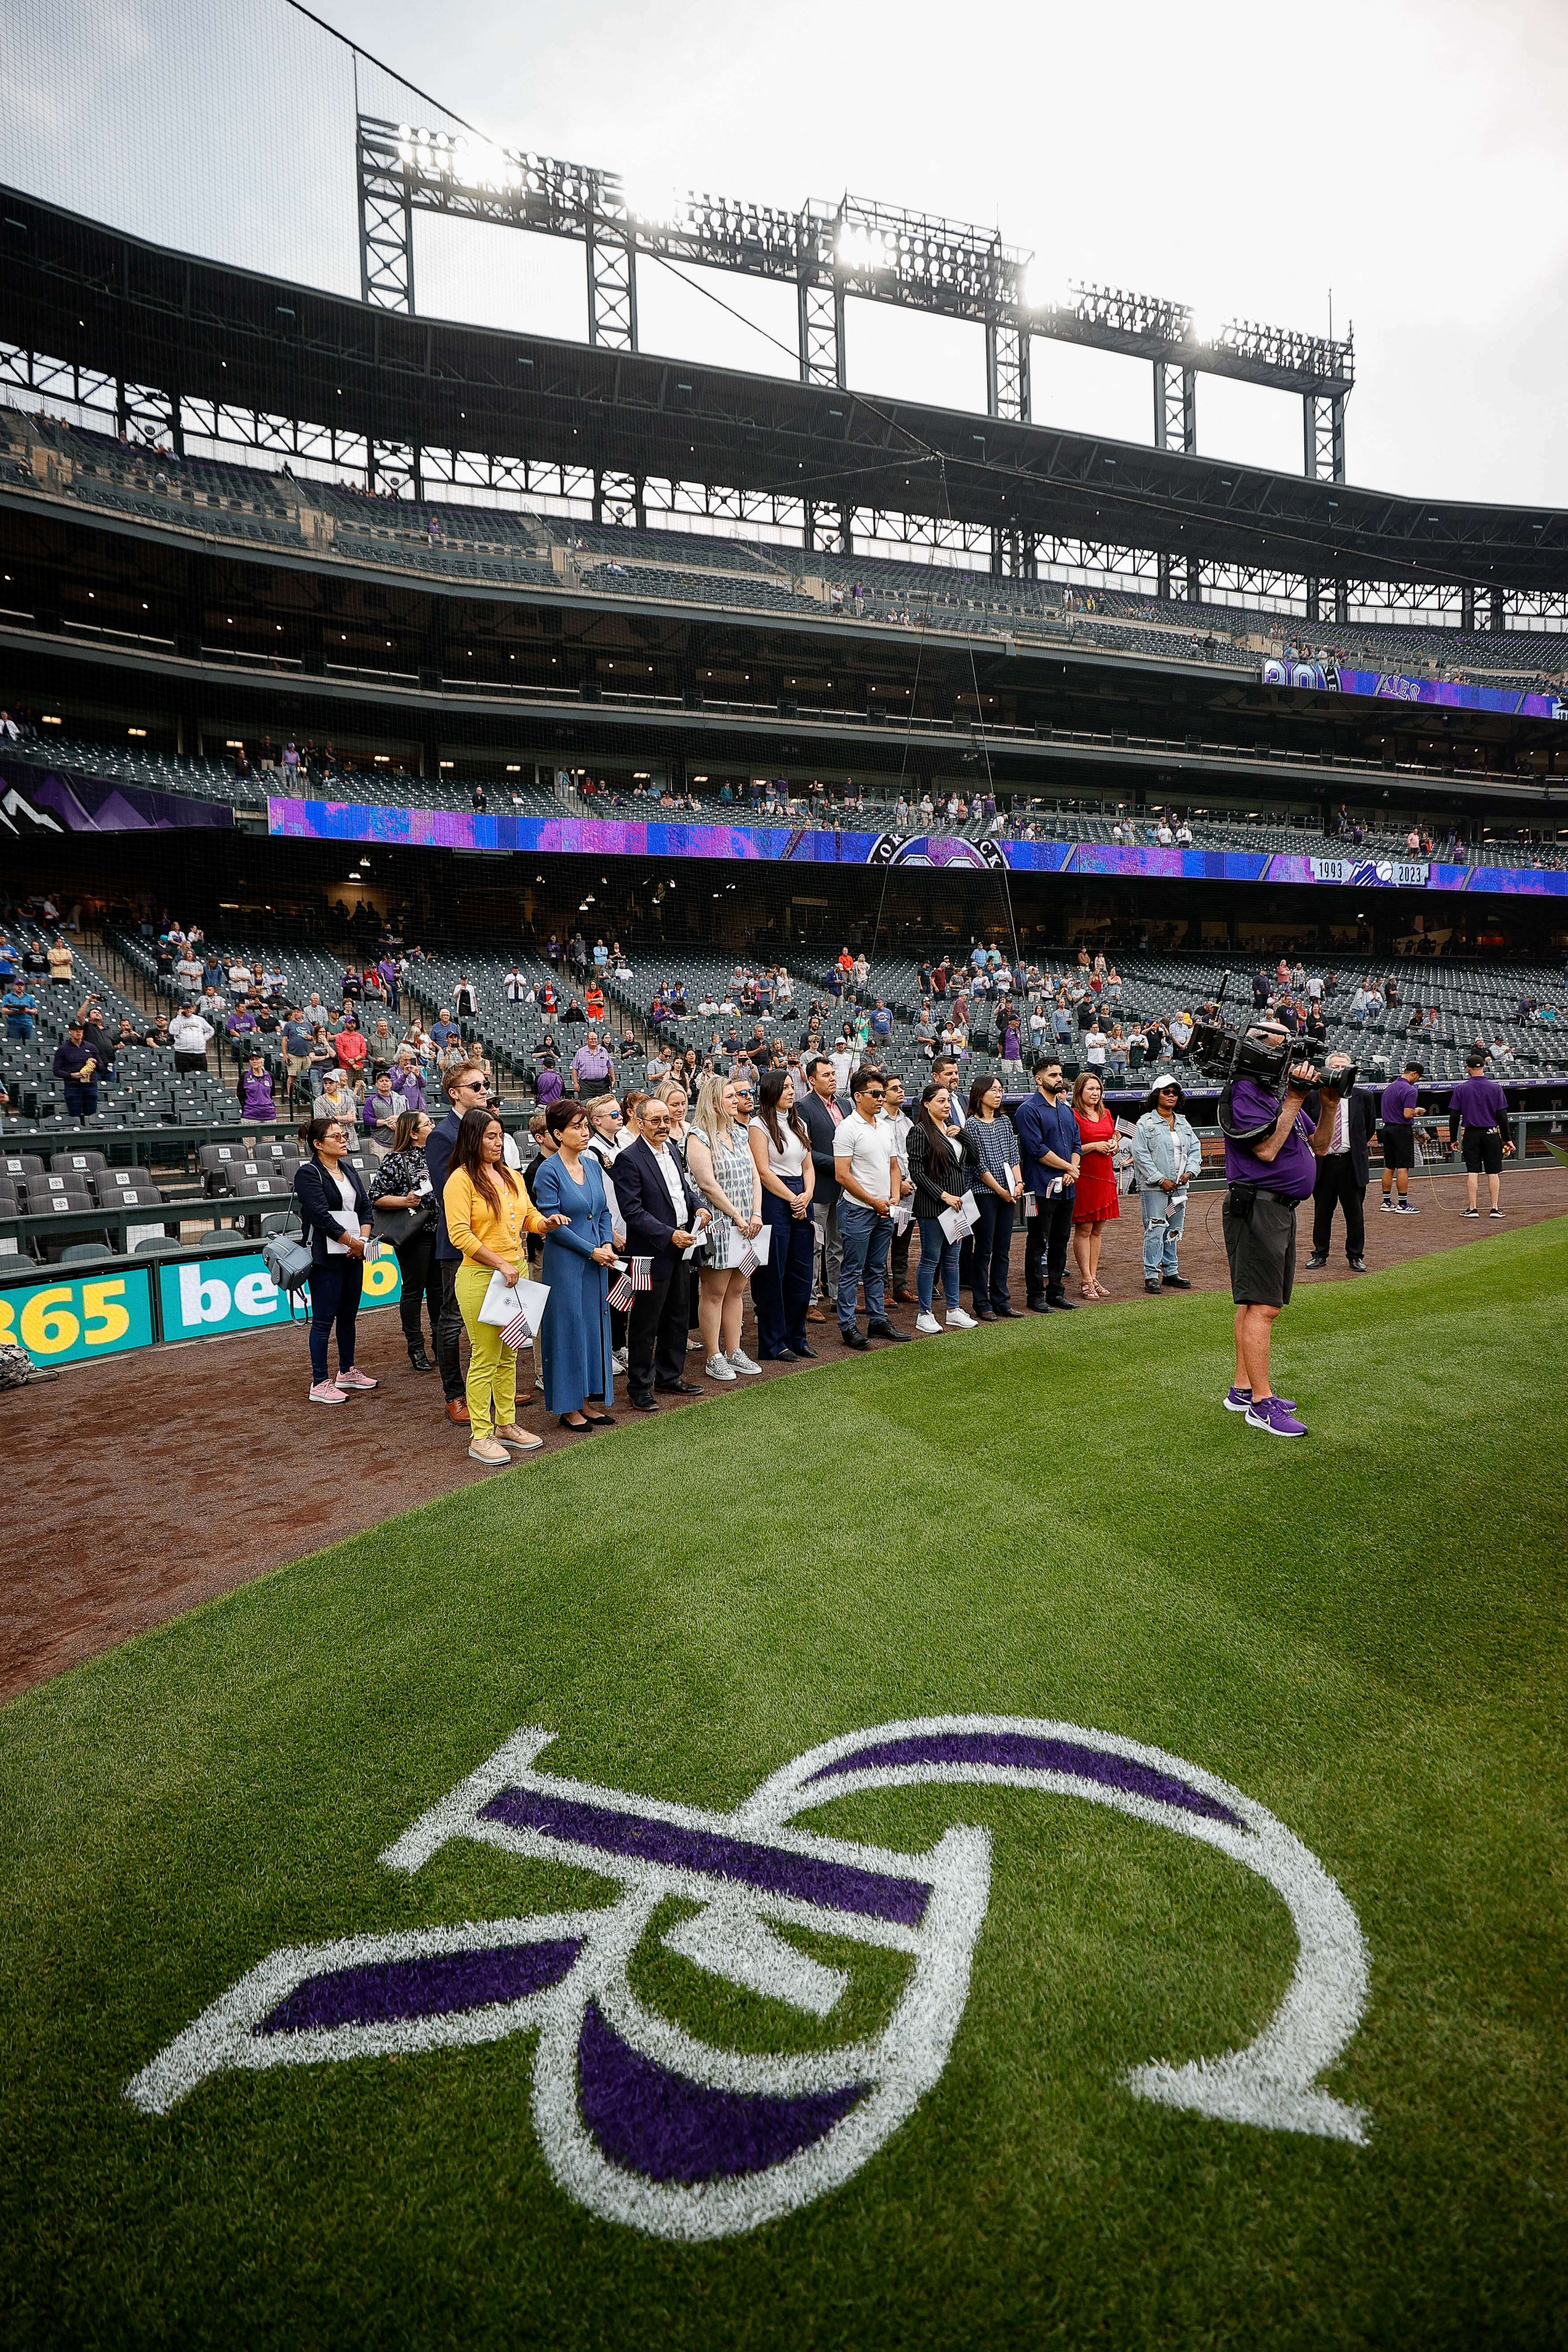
top-left (1071, 1070), bottom-right (1120, 1298)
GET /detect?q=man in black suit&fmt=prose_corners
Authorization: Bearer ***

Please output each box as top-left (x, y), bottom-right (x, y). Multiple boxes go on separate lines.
top-left (797, 1053), bottom-right (850, 1324)
top-left (1307, 1061), bottom-right (1374, 1273)
top-left (612, 1094), bottom-right (708, 1409)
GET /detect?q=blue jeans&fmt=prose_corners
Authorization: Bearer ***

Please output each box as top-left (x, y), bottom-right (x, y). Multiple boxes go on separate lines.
top-left (971, 1194), bottom-right (1015, 1314)
top-left (1141, 1191), bottom-right (1186, 1278)
top-left (307, 1257), bottom-right (363, 1384)
top-left (837, 1200), bottom-right (890, 1329)
top-left (916, 1216), bottom-right (959, 1312)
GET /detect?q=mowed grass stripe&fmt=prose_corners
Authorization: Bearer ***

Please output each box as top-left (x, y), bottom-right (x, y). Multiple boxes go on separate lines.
top-left (1, 1223), bottom-right (1565, 2350)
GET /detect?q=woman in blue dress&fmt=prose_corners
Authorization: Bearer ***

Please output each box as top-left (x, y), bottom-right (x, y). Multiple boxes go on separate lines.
top-left (532, 1098), bottom-right (618, 1430)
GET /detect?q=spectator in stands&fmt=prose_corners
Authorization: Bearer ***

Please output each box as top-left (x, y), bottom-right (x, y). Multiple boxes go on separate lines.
top-left (52, 1018), bottom-right (100, 1118)
top-left (236, 1050), bottom-right (277, 1122)
top-left (834, 1067), bottom-right (908, 1351)
top-left (169, 1002), bottom-right (214, 1073)
top-left (226, 1002), bottom-right (258, 1051)
top-left (746, 1069), bottom-right (816, 1360)
top-left (293, 1115), bottom-right (378, 1406)
top-left (686, 1073), bottom-right (764, 1380)
top-left (1070, 1071), bottom-right (1120, 1299)
top-left (362, 1068), bottom-right (400, 1134)
top-left (391, 1046), bottom-right (427, 1113)
top-left (370, 1108), bottom-right (441, 1373)
top-left (1015, 1057), bottom-right (1079, 1315)
top-left (1132, 1075), bottom-right (1202, 1295)
top-left (315, 1067), bottom-right (356, 1123)
top-left (571, 1028), bottom-right (613, 1097)
top-left (335, 1015), bottom-right (367, 1078)
top-left (963, 1076), bottom-right (1024, 1320)
top-left (908, 1081), bottom-right (974, 1332)
top-left (430, 1008), bottom-right (459, 1052)
top-left (443, 1106), bottom-right (552, 1463)
top-left (534, 1051), bottom-right (563, 1108)
top-left (1449, 1050), bottom-right (1513, 1217)
top-left (532, 1100), bottom-right (618, 1431)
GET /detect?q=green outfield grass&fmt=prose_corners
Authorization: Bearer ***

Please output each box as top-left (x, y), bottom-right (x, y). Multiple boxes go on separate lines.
top-left (4, 1223), bottom-right (1566, 2350)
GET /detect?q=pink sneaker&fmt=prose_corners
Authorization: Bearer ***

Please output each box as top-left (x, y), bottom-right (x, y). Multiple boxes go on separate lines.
top-left (334, 1367), bottom-right (378, 1391)
top-left (309, 1380), bottom-right (346, 1405)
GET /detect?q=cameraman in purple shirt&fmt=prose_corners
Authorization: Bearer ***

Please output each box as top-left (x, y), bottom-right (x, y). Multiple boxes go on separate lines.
top-left (1221, 1019), bottom-right (1346, 1438)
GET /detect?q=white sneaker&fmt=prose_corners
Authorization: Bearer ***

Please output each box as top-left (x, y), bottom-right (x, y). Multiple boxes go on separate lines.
top-left (915, 1310), bottom-right (943, 1334)
top-left (687, 1333), bottom-right (704, 1351)
top-left (309, 1380), bottom-right (345, 1404)
top-left (727, 1347), bottom-right (762, 1375)
top-left (945, 1307), bottom-right (978, 1330)
top-left (705, 1353), bottom-right (738, 1381)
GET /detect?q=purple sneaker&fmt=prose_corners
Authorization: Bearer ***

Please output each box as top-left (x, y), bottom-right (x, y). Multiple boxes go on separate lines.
top-left (1246, 1395), bottom-right (1307, 1437)
top-left (1225, 1384), bottom-right (1296, 1413)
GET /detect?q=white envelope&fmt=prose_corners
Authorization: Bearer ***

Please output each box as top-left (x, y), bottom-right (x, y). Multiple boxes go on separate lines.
top-left (959, 1189), bottom-right (979, 1221)
top-left (747, 1222), bottom-right (772, 1263)
top-left (477, 1271), bottom-right (551, 1330)
top-left (938, 1206), bottom-right (967, 1243)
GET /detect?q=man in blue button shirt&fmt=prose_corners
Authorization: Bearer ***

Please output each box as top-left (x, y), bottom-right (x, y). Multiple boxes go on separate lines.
top-left (4, 979), bottom-right (37, 1041)
top-left (1014, 1057), bottom-right (1080, 1313)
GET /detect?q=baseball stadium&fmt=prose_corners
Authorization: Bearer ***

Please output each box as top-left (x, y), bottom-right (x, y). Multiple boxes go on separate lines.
top-left (1, 4), bottom-right (1564, 2345)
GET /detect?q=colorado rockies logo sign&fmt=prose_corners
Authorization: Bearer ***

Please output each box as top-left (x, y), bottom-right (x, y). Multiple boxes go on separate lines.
top-left (127, 1715), bottom-right (1370, 2238)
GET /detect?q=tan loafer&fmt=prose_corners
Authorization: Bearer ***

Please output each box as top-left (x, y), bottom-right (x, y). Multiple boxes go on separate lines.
top-left (493, 1423), bottom-right (544, 1452)
top-left (467, 1436), bottom-right (511, 1465)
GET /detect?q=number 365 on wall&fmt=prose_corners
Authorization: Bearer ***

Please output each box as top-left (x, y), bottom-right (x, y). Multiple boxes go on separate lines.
top-left (0, 1269), bottom-right (156, 1364)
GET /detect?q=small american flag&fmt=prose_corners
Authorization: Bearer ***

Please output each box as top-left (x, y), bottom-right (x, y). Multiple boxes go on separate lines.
top-left (606, 1256), bottom-right (651, 1312)
top-left (737, 1239), bottom-right (760, 1276)
top-left (500, 1303), bottom-right (534, 1349)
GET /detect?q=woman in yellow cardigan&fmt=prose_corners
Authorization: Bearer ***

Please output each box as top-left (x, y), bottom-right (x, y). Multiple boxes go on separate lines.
top-left (443, 1107), bottom-right (563, 1464)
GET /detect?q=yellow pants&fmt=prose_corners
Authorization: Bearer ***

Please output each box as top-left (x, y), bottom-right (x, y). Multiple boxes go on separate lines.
top-left (454, 1261), bottom-right (517, 1440)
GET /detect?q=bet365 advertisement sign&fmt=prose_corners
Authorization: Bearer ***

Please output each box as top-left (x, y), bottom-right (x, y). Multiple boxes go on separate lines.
top-left (0, 1267), bottom-right (156, 1365)
top-left (157, 1249), bottom-right (402, 1340)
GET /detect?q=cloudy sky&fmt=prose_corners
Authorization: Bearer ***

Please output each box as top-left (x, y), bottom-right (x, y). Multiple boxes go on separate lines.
top-left (8, 0), bottom-right (1568, 506)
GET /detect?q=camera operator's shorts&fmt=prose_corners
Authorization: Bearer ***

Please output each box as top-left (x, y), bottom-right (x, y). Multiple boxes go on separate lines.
top-left (1223, 1186), bottom-right (1297, 1307)
top-left (1462, 1126), bottom-right (1504, 1176)
top-left (1381, 1122), bottom-right (1416, 1171)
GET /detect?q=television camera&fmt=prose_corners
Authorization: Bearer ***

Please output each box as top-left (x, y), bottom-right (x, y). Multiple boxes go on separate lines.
top-left (1188, 977), bottom-right (1355, 1142)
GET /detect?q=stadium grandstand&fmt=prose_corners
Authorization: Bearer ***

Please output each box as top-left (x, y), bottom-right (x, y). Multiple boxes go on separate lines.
top-left (4, 6), bottom-right (1566, 2349)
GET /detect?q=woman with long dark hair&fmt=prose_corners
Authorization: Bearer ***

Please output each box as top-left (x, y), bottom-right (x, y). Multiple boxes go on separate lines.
top-left (746, 1067), bottom-right (816, 1360)
top-left (1071, 1069), bottom-right (1120, 1298)
top-left (292, 1113), bottom-right (378, 1405)
top-left (443, 1105), bottom-right (556, 1464)
top-left (908, 1083), bottom-right (976, 1333)
top-left (962, 1074), bottom-right (1024, 1320)
top-left (369, 1106), bottom-right (440, 1374)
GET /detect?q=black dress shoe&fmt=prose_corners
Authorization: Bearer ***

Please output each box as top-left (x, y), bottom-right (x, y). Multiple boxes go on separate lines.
top-left (841, 1327), bottom-right (869, 1350)
top-left (409, 1348), bottom-right (433, 1372)
top-left (628, 1393), bottom-right (658, 1411)
top-left (655, 1378), bottom-right (703, 1395)
top-left (1347, 1256), bottom-right (1367, 1273)
top-left (1045, 1294), bottom-right (1076, 1311)
top-left (866, 1319), bottom-right (911, 1342)
top-left (1144, 1278), bottom-right (1163, 1295)
top-left (996, 1305), bottom-right (1024, 1318)
top-left (1026, 1299), bottom-right (1050, 1314)
top-left (1305, 1254), bottom-right (1329, 1271)
top-left (1161, 1274), bottom-right (1193, 1289)
top-left (791, 1339), bottom-right (817, 1357)
top-left (974, 1307), bottom-right (997, 1322)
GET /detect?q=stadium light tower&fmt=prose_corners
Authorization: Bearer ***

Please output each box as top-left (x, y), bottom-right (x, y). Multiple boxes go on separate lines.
top-left (353, 115), bottom-right (1353, 489)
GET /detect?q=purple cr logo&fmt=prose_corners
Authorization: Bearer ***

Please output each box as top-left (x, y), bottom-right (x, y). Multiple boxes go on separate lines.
top-left (127, 1716), bottom-right (1370, 2238)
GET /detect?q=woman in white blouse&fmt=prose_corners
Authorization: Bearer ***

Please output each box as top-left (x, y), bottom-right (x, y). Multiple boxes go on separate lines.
top-left (747, 1068), bottom-right (816, 1360)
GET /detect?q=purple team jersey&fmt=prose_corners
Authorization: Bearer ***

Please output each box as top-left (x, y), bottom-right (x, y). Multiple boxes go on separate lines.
top-left (1380, 1077), bottom-right (1419, 1126)
top-left (1448, 1075), bottom-right (1508, 1130)
top-left (1223, 1076), bottom-right (1318, 1200)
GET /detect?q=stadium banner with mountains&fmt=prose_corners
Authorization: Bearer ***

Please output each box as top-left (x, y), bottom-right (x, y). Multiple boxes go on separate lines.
top-left (269, 798), bottom-right (1568, 895)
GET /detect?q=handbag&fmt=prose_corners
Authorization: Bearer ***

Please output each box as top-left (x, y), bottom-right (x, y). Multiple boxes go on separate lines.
top-left (261, 1203), bottom-right (313, 1296)
top-left (372, 1194), bottom-right (435, 1249)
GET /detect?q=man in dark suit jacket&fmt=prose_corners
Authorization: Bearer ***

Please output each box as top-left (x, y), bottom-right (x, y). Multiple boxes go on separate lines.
top-left (423, 1058), bottom-right (492, 1423)
top-left (613, 1096), bottom-right (707, 1408)
top-left (797, 1053), bottom-right (851, 1323)
top-left (1307, 1067), bottom-right (1375, 1271)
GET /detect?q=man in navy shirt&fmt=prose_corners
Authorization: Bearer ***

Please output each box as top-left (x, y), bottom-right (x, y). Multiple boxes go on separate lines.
top-left (1221, 1022), bottom-right (1344, 1437)
top-left (1015, 1056), bottom-right (1080, 1312)
top-left (1447, 1051), bottom-right (1513, 1218)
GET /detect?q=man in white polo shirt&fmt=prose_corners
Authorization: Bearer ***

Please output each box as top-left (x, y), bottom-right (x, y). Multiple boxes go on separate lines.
top-left (833, 1065), bottom-right (910, 1351)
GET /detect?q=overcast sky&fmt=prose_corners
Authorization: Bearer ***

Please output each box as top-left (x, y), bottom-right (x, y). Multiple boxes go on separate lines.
top-left (8, 0), bottom-right (1568, 508)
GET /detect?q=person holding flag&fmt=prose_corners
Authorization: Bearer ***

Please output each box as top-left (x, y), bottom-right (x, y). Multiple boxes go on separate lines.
top-left (441, 1107), bottom-right (562, 1463)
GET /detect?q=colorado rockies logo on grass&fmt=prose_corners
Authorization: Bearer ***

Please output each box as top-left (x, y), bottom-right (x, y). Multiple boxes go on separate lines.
top-left (127, 1715), bottom-right (1370, 2238)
